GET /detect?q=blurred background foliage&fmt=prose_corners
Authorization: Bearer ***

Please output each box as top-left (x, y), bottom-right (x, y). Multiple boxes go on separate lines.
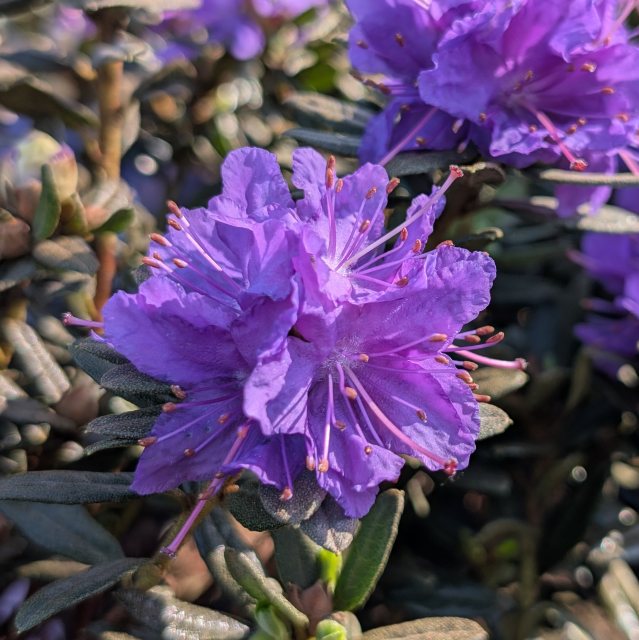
top-left (0, 1), bottom-right (638, 639)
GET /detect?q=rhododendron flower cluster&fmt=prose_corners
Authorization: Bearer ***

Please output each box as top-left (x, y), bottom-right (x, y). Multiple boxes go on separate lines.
top-left (347, 0), bottom-right (639, 214)
top-left (69, 148), bottom-right (522, 520)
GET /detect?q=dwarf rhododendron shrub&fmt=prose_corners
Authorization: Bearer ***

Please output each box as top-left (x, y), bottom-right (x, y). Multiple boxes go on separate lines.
top-left (66, 148), bottom-right (520, 520)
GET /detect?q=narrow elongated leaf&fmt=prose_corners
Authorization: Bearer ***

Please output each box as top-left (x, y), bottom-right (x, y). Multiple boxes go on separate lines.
top-left (300, 496), bottom-right (358, 554)
top-left (259, 470), bottom-right (326, 525)
top-left (0, 257), bottom-right (36, 292)
top-left (117, 585), bottom-right (250, 640)
top-left (385, 148), bottom-right (477, 177)
top-left (361, 617), bottom-right (488, 640)
top-left (33, 236), bottom-right (99, 274)
top-left (0, 470), bottom-right (135, 503)
top-left (226, 479), bottom-right (285, 532)
top-left (477, 404), bottom-right (513, 441)
top-left (85, 408), bottom-right (159, 444)
top-left (473, 369), bottom-right (528, 401)
top-left (31, 164), bottom-right (61, 240)
top-left (284, 93), bottom-right (373, 133)
top-left (15, 558), bottom-right (144, 633)
top-left (0, 0), bottom-right (53, 15)
top-left (70, 338), bottom-right (128, 383)
top-left (225, 548), bottom-right (309, 630)
top-left (283, 128), bottom-right (360, 156)
top-left (0, 502), bottom-right (123, 564)
top-left (93, 208), bottom-right (135, 234)
top-left (272, 527), bottom-right (320, 589)
top-left (100, 364), bottom-right (174, 407)
top-left (334, 490), bottom-right (404, 612)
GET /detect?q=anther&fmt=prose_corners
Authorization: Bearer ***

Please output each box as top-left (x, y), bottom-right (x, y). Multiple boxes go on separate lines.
top-left (326, 156), bottom-right (336, 189)
top-left (524, 69), bottom-right (534, 81)
top-left (577, 117), bottom-right (587, 126)
top-left (463, 361), bottom-right (479, 371)
top-left (364, 445), bottom-right (373, 455)
top-left (528, 124), bottom-right (538, 133)
top-left (356, 39), bottom-right (368, 48)
top-left (457, 371), bottom-right (474, 384)
top-left (468, 383), bottom-right (479, 391)
top-left (601, 86), bottom-right (615, 95)
top-left (428, 333), bottom-right (448, 342)
top-left (570, 159), bottom-right (588, 171)
top-left (399, 227), bottom-right (409, 242)
top-left (400, 103), bottom-right (411, 113)
top-left (474, 393), bottom-right (492, 403)
top-left (280, 486), bottom-right (293, 501)
top-left (306, 456), bottom-right (316, 471)
top-left (215, 472), bottom-right (224, 479)
top-left (476, 325), bottom-right (495, 336)
top-left (377, 82), bottom-right (391, 95)
top-left (343, 386), bottom-right (358, 400)
top-left (416, 136), bottom-right (427, 146)
top-left (167, 200), bottom-right (181, 216)
top-left (183, 448), bottom-right (195, 457)
top-left (142, 257), bottom-right (161, 269)
top-left (172, 258), bottom-right (188, 268)
top-left (217, 413), bottom-right (229, 424)
top-left (358, 353), bottom-right (370, 362)
top-left (336, 178), bottom-right (344, 193)
top-left (617, 113), bottom-right (630, 122)
top-left (412, 239), bottom-right (422, 253)
top-left (167, 219), bottom-right (182, 231)
top-left (416, 409), bottom-right (427, 422)
top-left (171, 385), bottom-right (186, 399)
top-left (150, 233), bottom-right (170, 246)
top-left (581, 62), bottom-right (597, 72)
top-left (138, 436), bottom-right (157, 447)
top-left (318, 458), bottom-right (329, 473)
top-left (335, 420), bottom-right (347, 430)
top-left (486, 331), bottom-right (505, 344)
top-left (396, 276), bottom-right (409, 287)
top-left (479, 112), bottom-right (487, 123)
top-left (162, 402), bottom-right (177, 413)
top-left (386, 177), bottom-right (400, 194)
top-left (566, 125), bottom-right (578, 135)
top-left (152, 251), bottom-right (163, 261)
top-left (463, 334), bottom-right (482, 344)
top-left (394, 32), bottom-right (405, 46)
top-left (435, 355), bottom-right (449, 364)
top-left (443, 458), bottom-right (458, 476)
top-left (224, 484), bottom-right (240, 495)
top-left (359, 220), bottom-right (371, 232)
top-left (366, 187), bottom-right (377, 199)
top-left (437, 240), bottom-right (454, 248)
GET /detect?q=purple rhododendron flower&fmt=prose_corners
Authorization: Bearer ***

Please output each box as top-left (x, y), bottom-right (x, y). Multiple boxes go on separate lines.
top-left (573, 232), bottom-right (639, 382)
top-left (157, 0), bottom-right (328, 61)
top-left (347, 0), bottom-right (639, 213)
top-left (70, 147), bottom-right (512, 521)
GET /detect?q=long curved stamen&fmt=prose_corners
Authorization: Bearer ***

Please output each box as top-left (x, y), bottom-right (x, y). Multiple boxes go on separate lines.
top-left (453, 349), bottom-right (527, 370)
top-left (379, 106), bottom-right (438, 166)
top-left (367, 333), bottom-right (448, 357)
top-left (62, 313), bottom-right (104, 329)
top-left (279, 437), bottom-right (294, 501)
top-left (527, 108), bottom-right (587, 170)
top-left (343, 366), bottom-right (457, 473)
top-left (320, 374), bottom-right (335, 472)
top-left (342, 166), bottom-right (462, 269)
top-left (154, 407), bottom-right (221, 444)
top-left (161, 424), bottom-right (250, 558)
top-left (600, 0), bottom-right (636, 43)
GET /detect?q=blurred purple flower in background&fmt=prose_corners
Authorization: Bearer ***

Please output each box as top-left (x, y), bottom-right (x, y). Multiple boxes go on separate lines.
top-left (347, 0), bottom-right (639, 214)
top-left (157, 0), bottom-right (328, 60)
top-left (573, 232), bottom-right (639, 383)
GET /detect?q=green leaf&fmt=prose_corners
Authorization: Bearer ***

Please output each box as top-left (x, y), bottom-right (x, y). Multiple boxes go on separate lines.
top-left (194, 507), bottom-right (256, 613)
top-left (0, 470), bottom-right (135, 503)
top-left (70, 338), bottom-right (128, 383)
top-left (300, 496), bottom-right (358, 554)
top-left (117, 585), bottom-right (250, 640)
top-left (361, 617), bottom-right (488, 640)
top-left (473, 369), bottom-right (528, 401)
top-left (334, 489), bottom-right (404, 612)
top-left (272, 526), bottom-right (320, 589)
top-left (385, 149), bottom-right (477, 177)
top-left (31, 164), bottom-right (61, 241)
top-left (283, 128), bottom-right (360, 156)
top-left (226, 478), bottom-right (286, 532)
top-left (93, 207), bottom-right (135, 234)
top-left (315, 619), bottom-right (347, 640)
top-left (224, 548), bottom-right (309, 630)
top-left (259, 470), bottom-right (326, 526)
top-left (15, 558), bottom-right (144, 633)
top-left (284, 93), bottom-right (372, 133)
top-left (0, 502), bottom-right (124, 564)
top-left (100, 364), bottom-right (174, 407)
top-left (33, 236), bottom-right (99, 274)
top-left (477, 404), bottom-right (513, 441)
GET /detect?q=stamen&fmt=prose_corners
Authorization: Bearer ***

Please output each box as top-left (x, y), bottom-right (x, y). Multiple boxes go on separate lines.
top-left (412, 239), bottom-right (422, 253)
top-left (454, 349), bottom-right (527, 370)
top-left (322, 375), bottom-right (335, 470)
top-left (359, 353), bottom-right (370, 362)
top-left (391, 394), bottom-right (428, 422)
top-left (138, 436), bottom-right (157, 447)
top-left (183, 448), bottom-right (195, 457)
top-left (364, 445), bottom-right (373, 455)
top-left (367, 333), bottom-right (448, 358)
top-left (386, 178), bottom-right (400, 194)
top-left (378, 106), bottom-right (438, 166)
top-left (326, 156), bottom-right (336, 189)
top-left (150, 233), bottom-right (171, 247)
top-left (356, 39), bottom-right (368, 49)
top-left (395, 276), bottom-right (409, 287)
top-left (343, 386), bottom-right (358, 400)
top-left (306, 456), bottom-right (316, 471)
top-left (280, 437), bottom-right (294, 501)
top-left (342, 166), bottom-right (463, 268)
top-left (394, 32), bottom-right (405, 46)
top-left (171, 385), bottom-right (187, 399)
top-left (62, 313), bottom-right (104, 329)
